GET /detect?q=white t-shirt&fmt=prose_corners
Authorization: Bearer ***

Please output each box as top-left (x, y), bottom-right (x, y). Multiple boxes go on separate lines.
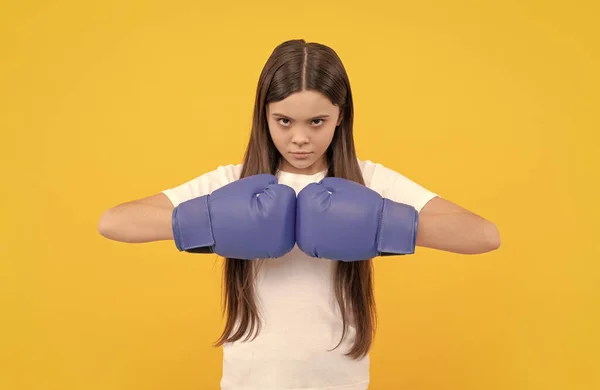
top-left (162, 159), bottom-right (438, 390)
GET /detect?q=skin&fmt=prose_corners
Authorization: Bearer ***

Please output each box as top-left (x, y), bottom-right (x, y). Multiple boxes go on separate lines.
top-left (266, 89), bottom-right (342, 175)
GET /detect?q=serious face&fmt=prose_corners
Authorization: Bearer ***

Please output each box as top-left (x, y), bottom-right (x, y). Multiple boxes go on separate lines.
top-left (266, 89), bottom-right (342, 175)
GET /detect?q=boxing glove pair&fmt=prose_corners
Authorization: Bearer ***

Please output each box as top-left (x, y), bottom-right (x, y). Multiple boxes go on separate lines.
top-left (171, 174), bottom-right (418, 262)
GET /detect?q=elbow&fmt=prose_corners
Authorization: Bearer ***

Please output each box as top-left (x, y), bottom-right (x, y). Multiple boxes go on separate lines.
top-left (463, 222), bottom-right (501, 255)
top-left (484, 222), bottom-right (501, 252)
top-left (97, 209), bottom-right (115, 239)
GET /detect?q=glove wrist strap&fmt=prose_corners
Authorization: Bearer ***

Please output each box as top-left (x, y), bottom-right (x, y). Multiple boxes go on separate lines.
top-left (378, 199), bottom-right (419, 256)
top-left (172, 195), bottom-right (215, 253)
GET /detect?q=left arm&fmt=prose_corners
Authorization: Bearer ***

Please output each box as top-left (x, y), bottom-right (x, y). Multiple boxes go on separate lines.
top-left (416, 197), bottom-right (501, 254)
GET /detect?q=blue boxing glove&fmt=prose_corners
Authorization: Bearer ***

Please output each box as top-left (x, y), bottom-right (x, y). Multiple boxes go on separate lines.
top-left (296, 177), bottom-right (418, 261)
top-left (172, 174), bottom-right (296, 260)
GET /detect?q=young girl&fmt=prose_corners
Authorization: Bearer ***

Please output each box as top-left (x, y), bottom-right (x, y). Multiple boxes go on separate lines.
top-left (98, 39), bottom-right (500, 390)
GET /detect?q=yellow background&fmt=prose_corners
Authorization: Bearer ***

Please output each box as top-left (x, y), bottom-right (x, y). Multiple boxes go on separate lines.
top-left (1, 0), bottom-right (598, 389)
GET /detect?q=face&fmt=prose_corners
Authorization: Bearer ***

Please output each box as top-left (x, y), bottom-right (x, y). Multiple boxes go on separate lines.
top-left (266, 89), bottom-right (342, 175)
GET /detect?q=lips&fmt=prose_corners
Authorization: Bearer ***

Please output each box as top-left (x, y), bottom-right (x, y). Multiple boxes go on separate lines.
top-left (290, 152), bottom-right (312, 159)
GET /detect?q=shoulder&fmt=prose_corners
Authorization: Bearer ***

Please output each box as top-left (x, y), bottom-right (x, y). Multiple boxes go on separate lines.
top-left (357, 158), bottom-right (438, 212)
top-left (185, 162), bottom-right (243, 187)
top-left (357, 159), bottom-right (392, 187)
top-left (162, 163), bottom-right (243, 206)
top-left (358, 158), bottom-right (419, 185)
top-left (212, 163), bottom-right (244, 183)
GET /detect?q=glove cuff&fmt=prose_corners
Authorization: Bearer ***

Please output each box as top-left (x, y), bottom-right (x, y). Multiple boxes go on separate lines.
top-left (378, 199), bottom-right (419, 256)
top-left (172, 195), bottom-right (215, 252)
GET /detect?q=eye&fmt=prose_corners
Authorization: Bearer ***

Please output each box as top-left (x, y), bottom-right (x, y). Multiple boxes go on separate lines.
top-left (276, 118), bottom-right (325, 127)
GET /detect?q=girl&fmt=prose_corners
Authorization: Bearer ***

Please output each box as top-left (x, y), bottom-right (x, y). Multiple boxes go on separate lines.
top-left (98, 39), bottom-right (501, 390)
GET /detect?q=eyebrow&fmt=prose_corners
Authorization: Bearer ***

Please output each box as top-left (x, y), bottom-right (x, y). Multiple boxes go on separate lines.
top-left (271, 113), bottom-right (331, 119)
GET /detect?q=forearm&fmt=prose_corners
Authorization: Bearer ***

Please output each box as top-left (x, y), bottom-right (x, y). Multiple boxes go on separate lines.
top-left (415, 211), bottom-right (500, 254)
top-left (98, 202), bottom-right (174, 243)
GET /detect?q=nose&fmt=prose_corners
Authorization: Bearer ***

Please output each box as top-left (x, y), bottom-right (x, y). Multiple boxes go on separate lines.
top-left (291, 127), bottom-right (309, 146)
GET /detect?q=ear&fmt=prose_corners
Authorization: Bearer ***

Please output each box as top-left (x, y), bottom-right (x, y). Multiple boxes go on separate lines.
top-left (336, 112), bottom-right (343, 126)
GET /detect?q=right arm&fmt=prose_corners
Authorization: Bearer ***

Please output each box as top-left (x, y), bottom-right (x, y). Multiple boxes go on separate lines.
top-left (97, 193), bottom-right (175, 243)
top-left (98, 164), bottom-right (243, 245)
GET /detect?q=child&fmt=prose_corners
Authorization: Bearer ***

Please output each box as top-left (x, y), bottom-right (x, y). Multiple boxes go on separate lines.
top-left (98, 39), bottom-right (500, 390)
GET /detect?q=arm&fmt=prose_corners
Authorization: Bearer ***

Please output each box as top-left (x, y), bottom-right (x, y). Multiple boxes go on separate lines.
top-left (416, 197), bottom-right (501, 254)
top-left (97, 165), bottom-right (241, 244)
top-left (97, 193), bottom-right (175, 243)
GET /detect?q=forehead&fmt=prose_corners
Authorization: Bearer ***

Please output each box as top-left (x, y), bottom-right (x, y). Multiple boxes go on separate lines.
top-left (267, 90), bottom-right (338, 118)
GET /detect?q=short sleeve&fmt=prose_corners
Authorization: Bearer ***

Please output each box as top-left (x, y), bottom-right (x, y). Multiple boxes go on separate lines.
top-left (161, 164), bottom-right (242, 207)
top-left (360, 160), bottom-right (438, 213)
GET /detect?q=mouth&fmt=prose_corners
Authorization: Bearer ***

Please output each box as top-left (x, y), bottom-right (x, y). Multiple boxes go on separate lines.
top-left (290, 152), bottom-right (312, 159)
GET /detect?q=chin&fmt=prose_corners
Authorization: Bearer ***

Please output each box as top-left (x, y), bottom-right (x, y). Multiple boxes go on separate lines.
top-left (281, 157), bottom-right (317, 172)
top-left (290, 160), bottom-right (313, 169)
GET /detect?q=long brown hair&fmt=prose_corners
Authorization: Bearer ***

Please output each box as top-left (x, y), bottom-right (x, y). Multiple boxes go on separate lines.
top-left (214, 39), bottom-right (376, 359)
